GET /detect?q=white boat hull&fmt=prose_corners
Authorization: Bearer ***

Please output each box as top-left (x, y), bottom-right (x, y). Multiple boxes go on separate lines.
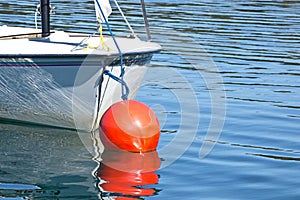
top-left (0, 27), bottom-right (160, 131)
top-left (0, 52), bottom-right (155, 131)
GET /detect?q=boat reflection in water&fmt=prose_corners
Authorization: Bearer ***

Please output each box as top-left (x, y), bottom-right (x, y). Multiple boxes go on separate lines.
top-left (97, 150), bottom-right (161, 199)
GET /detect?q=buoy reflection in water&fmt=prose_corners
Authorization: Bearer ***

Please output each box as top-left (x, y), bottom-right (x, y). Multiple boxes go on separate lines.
top-left (97, 150), bottom-right (160, 199)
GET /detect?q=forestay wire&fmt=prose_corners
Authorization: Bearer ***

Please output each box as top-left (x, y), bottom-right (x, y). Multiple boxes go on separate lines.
top-left (112, 0), bottom-right (136, 37)
top-left (95, 0), bottom-right (129, 100)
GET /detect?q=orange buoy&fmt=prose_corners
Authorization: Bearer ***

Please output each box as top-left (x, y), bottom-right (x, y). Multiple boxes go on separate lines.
top-left (99, 100), bottom-right (160, 152)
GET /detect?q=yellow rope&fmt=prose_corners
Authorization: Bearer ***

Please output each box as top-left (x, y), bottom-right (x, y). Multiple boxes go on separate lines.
top-left (86, 25), bottom-right (110, 51)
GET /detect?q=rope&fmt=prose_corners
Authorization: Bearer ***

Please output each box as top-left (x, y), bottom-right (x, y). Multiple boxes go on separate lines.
top-left (35, 4), bottom-right (40, 29)
top-left (104, 70), bottom-right (129, 100)
top-left (86, 25), bottom-right (110, 51)
top-left (34, 4), bottom-right (55, 30)
top-left (95, 0), bottom-right (124, 76)
top-left (70, 30), bottom-right (97, 52)
top-left (95, 0), bottom-right (129, 99)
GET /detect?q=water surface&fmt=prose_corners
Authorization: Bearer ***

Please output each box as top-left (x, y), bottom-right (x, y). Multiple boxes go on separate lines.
top-left (1, 0), bottom-right (300, 199)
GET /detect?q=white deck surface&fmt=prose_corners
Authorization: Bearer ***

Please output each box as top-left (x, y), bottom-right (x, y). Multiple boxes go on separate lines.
top-left (0, 26), bottom-right (161, 56)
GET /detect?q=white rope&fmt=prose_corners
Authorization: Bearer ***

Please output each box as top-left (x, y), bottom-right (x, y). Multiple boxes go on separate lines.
top-left (34, 4), bottom-right (40, 29)
top-left (34, 4), bottom-right (55, 30)
top-left (35, 12), bottom-right (38, 29)
top-left (113, 0), bottom-right (136, 37)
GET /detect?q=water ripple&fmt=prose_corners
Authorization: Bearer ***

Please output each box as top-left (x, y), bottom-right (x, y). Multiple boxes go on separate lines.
top-left (1, 0), bottom-right (300, 199)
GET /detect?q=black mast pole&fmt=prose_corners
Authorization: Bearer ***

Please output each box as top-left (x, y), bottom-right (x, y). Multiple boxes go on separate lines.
top-left (40, 0), bottom-right (50, 37)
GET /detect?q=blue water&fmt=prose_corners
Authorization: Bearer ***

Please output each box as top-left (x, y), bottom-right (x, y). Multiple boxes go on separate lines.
top-left (1, 0), bottom-right (300, 199)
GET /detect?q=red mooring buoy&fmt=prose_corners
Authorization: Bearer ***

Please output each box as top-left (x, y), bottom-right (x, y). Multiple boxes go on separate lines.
top-left (100, 100), bottom-right (160, 152)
